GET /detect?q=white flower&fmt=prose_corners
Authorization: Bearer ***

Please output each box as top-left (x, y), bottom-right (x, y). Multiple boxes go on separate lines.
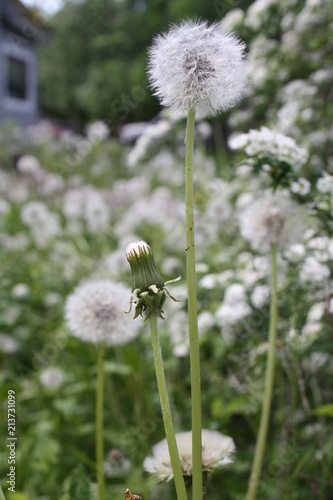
top-left (17, 155), bottom-right (42, 176)
top-left (284, 243), bottom-right (306, 263)
top-left (144, 429), bottom-right (235, 481)
top-left (238, 191), bottom-right (306, 251)
top-left (229, 126), bottom-right (309, 170)
top-left (148, 20), bottom-right (247, 118)
top-left (0, 334), bottom-right (19, 354)
top-left (290, 178), bottom-right (311, 195)
top-left (300, 257), bottom-right (330, 282)
top-left (316, 172), bottom-right (333, 193)
top-left (12, 283), bottom-right (29, 298)
top-left (39, 367), bottom-right (66, 389)
top-left (65, 280), bottom-right (140, 345)
top-left (85, 121), bottom-right (109, 143)
top-left (307, 302), bottom-right (325, 322)
top-left (251, 284), bottom-right (270, 308)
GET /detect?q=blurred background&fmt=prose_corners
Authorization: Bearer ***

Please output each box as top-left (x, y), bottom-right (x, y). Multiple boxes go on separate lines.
top-left (0, 0), bottom-right (333, 499)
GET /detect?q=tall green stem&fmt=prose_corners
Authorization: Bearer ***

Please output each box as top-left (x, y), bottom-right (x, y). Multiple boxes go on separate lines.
top-left (185, 107), bottom-right (203, 500)
top-left (96, 343), bottom-right (105, 500)
top-left (246, 243), bottom-right (278, 500)
top-left (149, 314), bottom-right (188, 500)
top-left (0, 484), bottom-right (6, 500)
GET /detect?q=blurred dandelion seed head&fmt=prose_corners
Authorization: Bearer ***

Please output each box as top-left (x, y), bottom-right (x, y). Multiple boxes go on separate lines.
top-left (143, 429), bottom-right (235, 481)
top-left (238, 191), bottom-right (306, 251)
top-left (64, 280), bottom-right (140, 345)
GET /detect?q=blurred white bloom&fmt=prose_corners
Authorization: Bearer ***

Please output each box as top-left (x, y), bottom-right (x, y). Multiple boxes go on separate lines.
top-left (127, 120), bottom-right (172, 168)
top-left (198, 311), bottom-right (215, 332)
top-left (0, 198), bottom-right (10, 222)
top-left (148, 20), bottom-right (247, 118)
top-left (44, 292), bottom-right (62, 307)
top-left (220, 8), bottom-right (245, 31)
top-left (12, 283), bottom-right (29, 298)
top-left (306, 236), bottom-right (333, 262)
top-left (245, 0), bottom-right (278, 30)
top-left (302, 352), bottom-right (329, 373)
top-left (65, 280), bottom-right (140, 345)
top-left (39, 173), bottom-right (65, 197)
top-left (21, 201), bottom-right (49, 226)
top-left (229, 126), bottom-right (309, 170)
top-left (307, 302), bottom-right (325, 322)
top-left (224, 283), bottom-right (247, 303)
top-left (0, 333), bottom-right (20, 354)
top-left (238, 191), bottom-right (306, 251)
top-left (196, 121), bottom-right (213, 139)
top-left (104, 449), bottom-right (131, 477)
top-left (0, 232), bottom-right (29, 251)
top-left (251, 284), bottom-right (270, 308)
top-left (199, 274), bottom-right (218, 290)
top-left (144, 429), bottom-right (235, 481)
top-left (85, 121), bottom-right (109, 143)
top-left (329, 298), bottom-right (333, 314)
top-left (17, 155), bottom-right (42, 176)
top-left (84, 190), bottom-right (110, 233)
top-left (316, 172), bottom-right (333, 193)
top-left (300, 257), bottom-right (330, 282)
top-left (105, 249), bottom-right (129, 276)
top-left (284, 243), bottom-right (306, 263)
top-left (216, 302), bottom-right (251, 328)
top-left (39, 367), bottom-right (66, 389)
top-left (290, 178), bottom-right (311, 195)
top-left (161, 256), bottom-right (182, 276)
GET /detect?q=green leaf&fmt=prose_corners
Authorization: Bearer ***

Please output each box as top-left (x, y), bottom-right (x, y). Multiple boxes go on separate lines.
top-left (103, 361), bottom-right (133, 376)
top-left (313, 404), bottom-right (333, 417)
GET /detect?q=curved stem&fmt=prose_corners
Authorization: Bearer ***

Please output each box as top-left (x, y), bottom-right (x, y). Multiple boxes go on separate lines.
top-left (149, 314), bottom-right (188, 500)
top-left (96, 343), bottom-right (105, 500)
top-left (185, 107), bottom-right (203, 500)
top-left (246, 243), bottom-right (278, 500)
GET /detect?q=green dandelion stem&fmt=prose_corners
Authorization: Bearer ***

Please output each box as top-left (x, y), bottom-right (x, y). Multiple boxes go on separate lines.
top-left (246, 243), bottom-right (278, 500)
top-left (0, 484), bottom-right (6, 500)
top-left (185, 106), bottom-right (203, 500)
top-left (149, 313), bottom-right (188, 500)
top-left (96, 343), bottom-right (106, 500)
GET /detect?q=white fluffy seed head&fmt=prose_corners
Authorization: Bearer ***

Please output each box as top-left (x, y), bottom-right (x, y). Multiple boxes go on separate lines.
top-left (143, 429), bottom-right (236, 481)
top-left (148, 20), bottom-right (247, 118)
top-left (238, 191), bottom-right (306, 251)
top-left (64, 280), bottom-right (140, 345)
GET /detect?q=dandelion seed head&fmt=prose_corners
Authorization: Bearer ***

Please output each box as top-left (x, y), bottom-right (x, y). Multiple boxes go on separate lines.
top-left (148, 20), bottom-right (247, 118)
top-left (65, 280), bottom-right (140, 345)
top-left (238, 191), bottom-right (306, 251)
top-left (144, 429), bottom-right (235, 481)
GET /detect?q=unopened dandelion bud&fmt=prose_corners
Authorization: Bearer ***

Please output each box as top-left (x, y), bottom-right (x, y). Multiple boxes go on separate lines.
top-left (126, 241), bottom-right (164, 292)
top-left (126, 241), bottom-right (180, 320)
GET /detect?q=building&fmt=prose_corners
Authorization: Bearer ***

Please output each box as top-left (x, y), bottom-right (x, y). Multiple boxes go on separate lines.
top-left (0, 0), bottom-right (48, 126)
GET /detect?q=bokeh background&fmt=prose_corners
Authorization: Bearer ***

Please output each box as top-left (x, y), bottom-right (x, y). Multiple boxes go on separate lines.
top-left (0, 0), bottom-right (333, 499)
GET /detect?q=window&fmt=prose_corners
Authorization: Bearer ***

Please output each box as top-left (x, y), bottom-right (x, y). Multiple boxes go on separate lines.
top-left (7, 56), bottom-right (27, 100)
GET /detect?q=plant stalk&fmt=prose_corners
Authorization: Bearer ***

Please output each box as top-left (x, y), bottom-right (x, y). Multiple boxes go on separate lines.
top-left (149, 314), bottom-right (188, 500)
top-left (185, 107), bottom-right (203, 500)
top-left (96, 343), bottom-right (106, 500)
top-left (246, 243), bottom-right (278, 500)
top-left (0, 485), bottom-right (6, 500)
